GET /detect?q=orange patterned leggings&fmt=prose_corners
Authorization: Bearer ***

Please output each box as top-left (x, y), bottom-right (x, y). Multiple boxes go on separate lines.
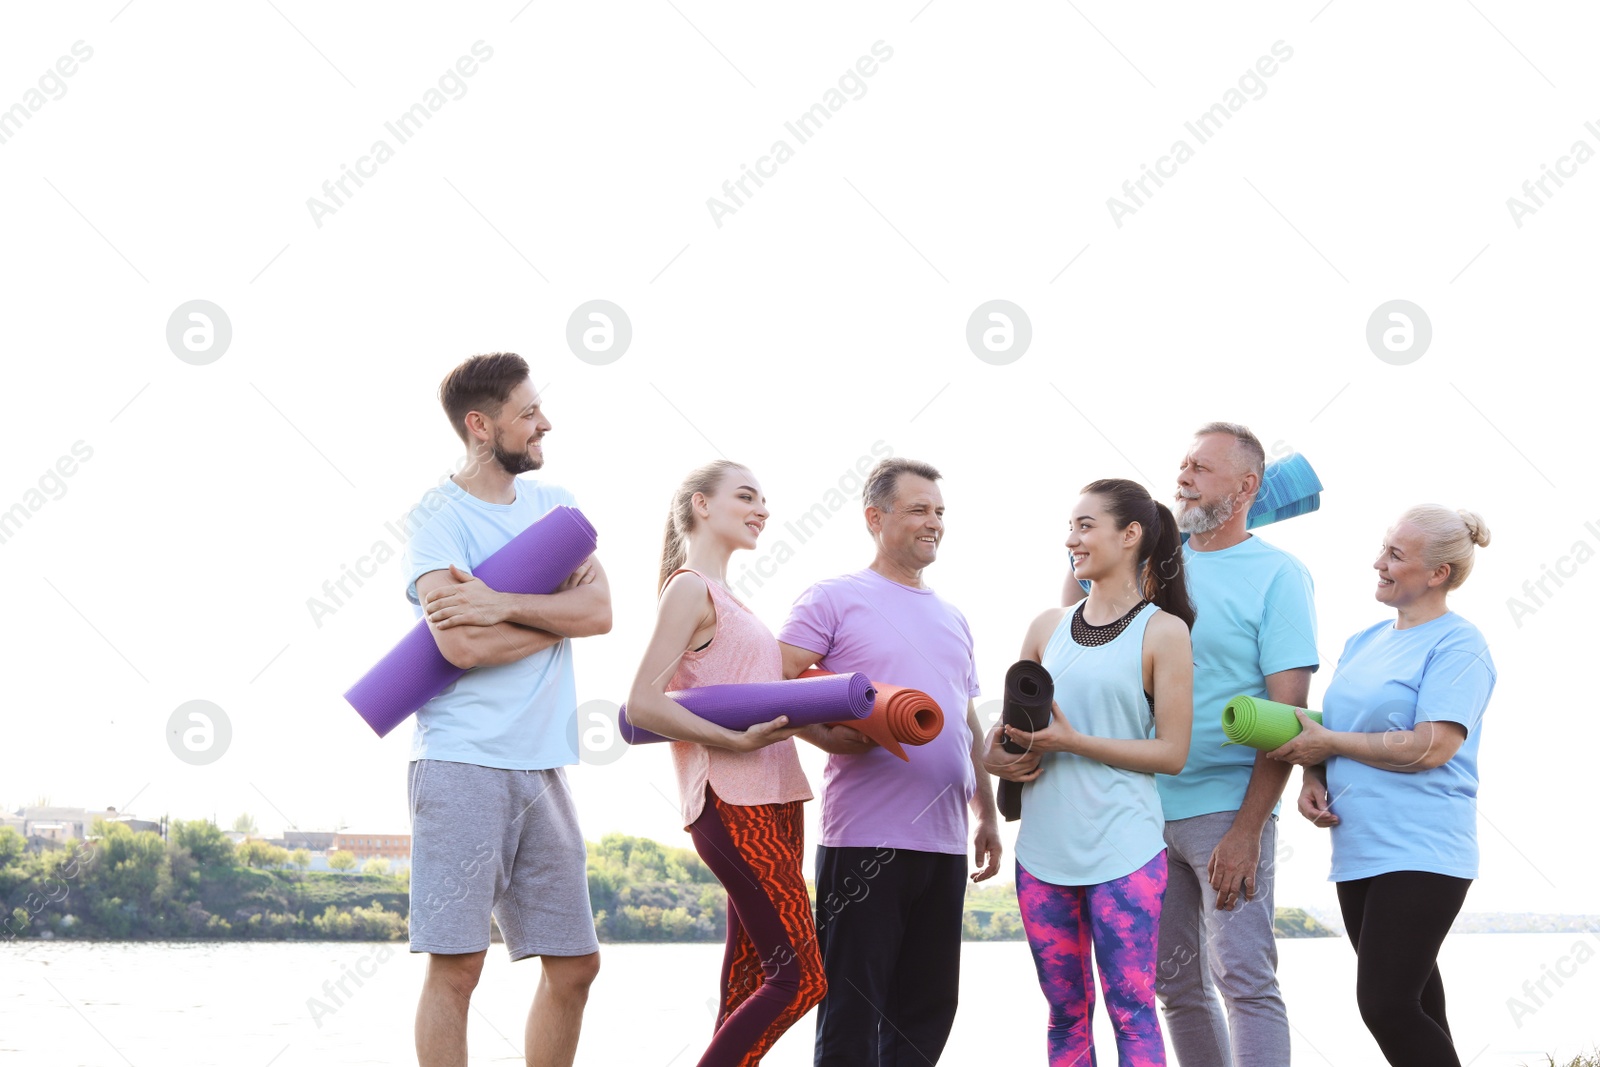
top-left (687, 787), bottom-right (827, 1067)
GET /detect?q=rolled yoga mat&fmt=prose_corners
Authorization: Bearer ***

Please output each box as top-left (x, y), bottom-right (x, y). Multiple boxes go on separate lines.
top-left (1220, 694), bottom-right (1323, 751)
top-left (798, 668), bottom-right (944, 762)
top-left (617, 672), bottom-right (877, 745)
top-left (997, 660), bottom-right (1055, 822)
top-left (1249, 451), bottom-right (1322, 528)
top-left (344, 505), bottom-right (598, 738)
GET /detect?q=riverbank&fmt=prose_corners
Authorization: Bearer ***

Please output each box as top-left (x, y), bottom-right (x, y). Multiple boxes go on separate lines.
top-left (3, 824), bottom-right (1341, 942)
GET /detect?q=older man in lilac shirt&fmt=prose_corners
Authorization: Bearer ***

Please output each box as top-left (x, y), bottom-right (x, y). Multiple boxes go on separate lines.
top-left (779, 457), bottom-right (1001, 1067)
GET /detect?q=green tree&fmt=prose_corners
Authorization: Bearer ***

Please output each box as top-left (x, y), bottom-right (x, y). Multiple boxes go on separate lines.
top-left (237, 840), bottom-right (289, 869)
top-left (362, 857), bottom-right (390, 876)
top-left (0, 826), bottom-right (25, 868)
top-left (91, 820), bottom-right (167, 902)
top-left (289, 848), bottom-right (311, 872)
top-left (232, 813), bottom-right (258, 835)
top-left (659, 906), bottom-right (694, 938)
top-left (1273, 907), bottom-right (1335, 938)
top-left (327, 850), bottom-right (357, 872)
top-left (990, 912), bottom-right (1023, 939)
top-left (171, 820), bottom-right (234, 869)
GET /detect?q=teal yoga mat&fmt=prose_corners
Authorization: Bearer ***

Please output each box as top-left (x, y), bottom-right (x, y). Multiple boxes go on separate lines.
top-left (1250, 451), bottom-right (1323, 528)
top-left (1220, 695), bottom-right (1323, 751)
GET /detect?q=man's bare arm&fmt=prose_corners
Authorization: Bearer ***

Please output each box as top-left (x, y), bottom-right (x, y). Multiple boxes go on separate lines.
top-left (421, 557), bottom-right (612, 639)
top-left (415, 568), bottom-right (564, 669)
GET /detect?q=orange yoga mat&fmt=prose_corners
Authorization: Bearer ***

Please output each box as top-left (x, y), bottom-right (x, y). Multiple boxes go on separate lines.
top-left (800, 668), bottom-right (944, 761)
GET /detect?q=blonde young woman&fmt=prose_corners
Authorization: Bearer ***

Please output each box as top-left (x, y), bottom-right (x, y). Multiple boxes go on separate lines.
top-left (626, 460), bottom-right (825, 1067)
top-left (1269, 506), bottom-right (1496, 1067)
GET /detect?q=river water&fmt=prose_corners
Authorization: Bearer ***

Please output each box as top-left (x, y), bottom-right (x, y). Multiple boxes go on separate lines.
top-left (2, 934), bottom-right (1595, 1065)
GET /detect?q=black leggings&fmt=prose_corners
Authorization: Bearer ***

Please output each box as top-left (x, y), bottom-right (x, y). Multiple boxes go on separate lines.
top-left (1336, 870), bottom-right (1471, 1067)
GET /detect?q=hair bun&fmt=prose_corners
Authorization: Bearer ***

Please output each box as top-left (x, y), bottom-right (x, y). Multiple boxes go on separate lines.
top-left (1456, 509), bottom-right (1490, 548)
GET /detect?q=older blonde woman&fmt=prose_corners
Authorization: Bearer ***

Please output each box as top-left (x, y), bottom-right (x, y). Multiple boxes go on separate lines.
top-left (1269, 505), bottom-right (1496, 1067)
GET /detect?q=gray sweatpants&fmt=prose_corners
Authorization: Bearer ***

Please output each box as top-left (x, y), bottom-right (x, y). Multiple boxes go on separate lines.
top-left (1156, 811), bottom-right (1290, 1067)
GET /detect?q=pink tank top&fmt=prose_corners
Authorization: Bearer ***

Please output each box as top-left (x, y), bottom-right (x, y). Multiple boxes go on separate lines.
top-left (664, 568), bottom-right (812, 827)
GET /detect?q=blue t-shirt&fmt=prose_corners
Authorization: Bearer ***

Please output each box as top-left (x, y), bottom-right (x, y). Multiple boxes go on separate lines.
top-left (402, 475), bottom-right (580, 770)
top-left (1156, 535), bottom-right (1319, 820)
top-left (1323, 613), bottom-right (1496, 881)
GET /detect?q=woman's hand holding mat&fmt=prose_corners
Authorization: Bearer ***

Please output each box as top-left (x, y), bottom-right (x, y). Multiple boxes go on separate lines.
top-left (1264, 710), bottom-right (1338, 766)
top-left (797, 668), bottom-right (945, 762)
top-left (617, 673), bottom-right (877, 745)
top-left (1003, 702), bottom-right (1079, 753)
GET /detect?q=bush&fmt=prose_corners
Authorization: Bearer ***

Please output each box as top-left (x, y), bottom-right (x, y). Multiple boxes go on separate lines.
top-left (171, 821), bottom-right (234, 870)
top-left (236, 840), bottom-right (290, 870)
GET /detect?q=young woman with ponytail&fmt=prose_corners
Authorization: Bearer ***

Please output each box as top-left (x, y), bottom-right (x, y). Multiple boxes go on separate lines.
top-left (983, 478), bottom-right (1194, 1067)
top-left (625, 459), bottom-right (825, 1067)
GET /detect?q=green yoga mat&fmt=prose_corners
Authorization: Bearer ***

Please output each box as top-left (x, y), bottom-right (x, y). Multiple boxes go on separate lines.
top-left (1221, 695), bottom-right (1323, 750)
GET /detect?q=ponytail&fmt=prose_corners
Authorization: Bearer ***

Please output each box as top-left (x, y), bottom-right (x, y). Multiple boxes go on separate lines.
top-left (659, 512), bottom-right (687, 594)
top-left (1141, 498), bottom-right (1196, 630)
top-left (659, 459), bottom-right (749, 592)
top-left (1081, 478), bottom-right (1196, 630)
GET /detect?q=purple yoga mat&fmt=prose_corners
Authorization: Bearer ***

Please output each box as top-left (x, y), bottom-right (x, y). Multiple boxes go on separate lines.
top-left (344, 505), bottom-right (598, 738)
top-left (618, 673), bottom-right (877, 744)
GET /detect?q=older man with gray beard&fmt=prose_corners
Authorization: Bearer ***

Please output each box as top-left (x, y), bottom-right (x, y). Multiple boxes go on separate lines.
top-left (1150, 422), bottom-right (1319, 1067)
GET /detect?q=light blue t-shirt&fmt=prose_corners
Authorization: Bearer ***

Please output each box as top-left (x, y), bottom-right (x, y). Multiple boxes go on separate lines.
top-left (402, 475), bottom-right (580, 771)
top-left (1324, 613), bottom-right (1496, 881)
top-left (1156, 535), bottom-right (1319, 820)
top-left (1016, 603), bottom-right (1167, 886)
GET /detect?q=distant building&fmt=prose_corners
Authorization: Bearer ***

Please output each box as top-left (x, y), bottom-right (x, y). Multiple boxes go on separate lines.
top-left (332, 832), bottom-right (411, 862)
top-left (14, 806), bottom-right (92, 842)
top-left (105, 814), bottom-right (161, 835)
top-left (6, 805), bottom-right (156, 844)
top-left (283, 830), bottom-right (336, 852)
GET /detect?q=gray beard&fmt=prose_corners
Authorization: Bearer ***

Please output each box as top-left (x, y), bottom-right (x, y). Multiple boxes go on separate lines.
top-left (1176, 494), bottom-right (1234, 535)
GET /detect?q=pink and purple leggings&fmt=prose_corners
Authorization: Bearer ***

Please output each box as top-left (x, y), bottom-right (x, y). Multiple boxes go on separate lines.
top-left (1017, 851), bottom-right (1168, 1067)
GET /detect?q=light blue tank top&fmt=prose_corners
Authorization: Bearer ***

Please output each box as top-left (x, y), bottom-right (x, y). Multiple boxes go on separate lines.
top-left (1014, 602), bottom-right (1168, 886)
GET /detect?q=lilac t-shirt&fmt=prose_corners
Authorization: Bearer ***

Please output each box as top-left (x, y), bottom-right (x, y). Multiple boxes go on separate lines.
top-left (779, 568), bottom-right (979, 854)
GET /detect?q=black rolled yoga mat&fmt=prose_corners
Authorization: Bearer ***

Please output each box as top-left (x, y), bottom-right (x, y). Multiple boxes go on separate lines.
top-left (997, 659), bottom-right (1055, 822)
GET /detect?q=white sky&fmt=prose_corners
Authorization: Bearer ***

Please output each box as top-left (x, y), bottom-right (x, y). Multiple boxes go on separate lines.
top-left (2, 3), bottom-right (1595, 920)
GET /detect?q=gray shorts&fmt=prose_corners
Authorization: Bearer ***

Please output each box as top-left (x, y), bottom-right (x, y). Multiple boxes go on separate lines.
top-left (408, 759), bottom-right (598, 961)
